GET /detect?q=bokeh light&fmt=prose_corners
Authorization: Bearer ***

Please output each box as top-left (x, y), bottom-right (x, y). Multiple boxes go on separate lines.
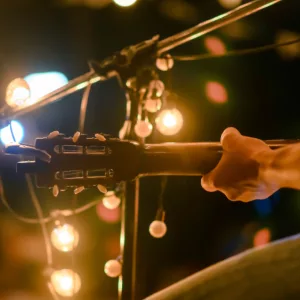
top-left (113, 0), bottom-right (137, 7)
top-left (97, 201), bottom-right (121, 223)
top-left (205, 81), bottom-right (228, 104)
top-left (5, 78), bottom-right (31, 108)
top-left (218, 0), bottom-right (242, 10)
top-left (24, 72), bottom-right (68, 105)
top-left (253, 227), bottom-right (271, 247)
top-left (51, 269), bottom-right (81, 297)
top-left (103, 191), bottom-right (121, 210)
top-left (0, 120), bottom-right (24, 145)
top-left (275, 30), bottom-right (300, 60)
top-left (155, 108), bottom-right (183, 136)
top-left (51, 224), bottom-right (79, 252)
top-left (204, 36), bottom-right (226, 55)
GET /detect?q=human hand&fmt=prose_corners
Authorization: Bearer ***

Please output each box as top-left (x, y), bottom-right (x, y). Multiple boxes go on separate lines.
top-left (201, 127), bottom-right (278, 202)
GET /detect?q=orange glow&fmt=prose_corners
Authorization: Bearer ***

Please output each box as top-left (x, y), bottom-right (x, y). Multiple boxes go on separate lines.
top-left (253, 228), bottom-right (271, 247)
top-left (204, 36), bottom-right (226, 55)
top-left (96, 202), bottom-right (121, 224)
top-left (205, 81), bottom-right (228, 104)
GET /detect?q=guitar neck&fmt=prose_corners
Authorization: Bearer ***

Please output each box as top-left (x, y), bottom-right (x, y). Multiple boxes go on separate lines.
top-left (139, 140), bottom-right (296, 178)
top-left (139, 142), bottom-right (223, 177)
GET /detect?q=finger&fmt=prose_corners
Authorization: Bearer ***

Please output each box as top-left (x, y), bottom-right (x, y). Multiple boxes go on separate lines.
top-left (220, 127), bottom-right (243, 152)
top-left (201, 174), bottom-right (217, 192)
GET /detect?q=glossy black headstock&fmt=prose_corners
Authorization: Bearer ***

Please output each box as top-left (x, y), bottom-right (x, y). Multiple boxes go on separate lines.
top-left (6, 132), bottom-right (142, 189)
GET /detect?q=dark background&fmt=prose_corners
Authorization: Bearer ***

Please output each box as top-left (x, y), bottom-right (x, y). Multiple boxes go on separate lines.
top-left (0, 0), bottom-right (300, 299)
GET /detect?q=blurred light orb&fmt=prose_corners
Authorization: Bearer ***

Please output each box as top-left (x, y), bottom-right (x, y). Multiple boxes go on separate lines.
top-left (145, 98), bottom-right (162, 113)
top-left (204, 36), bottom-right (226, 55)
top-left (6, 78), bottom-right (31, 108)
top-left (205, 81), bottom-right (228, 104)
top-left (275, 30), bottom-right (300, 60)
top-left (0, 121), bottom-right (24, 145)
top-left (134, 119), bottom-right (153, 138)
top-left (156, 108), bottom-right (183, 136)
top-left (104, 259), bottom-right (122, 278)
top-left (51, 269), bottom-right (81, 297)
top-left (51, 224), bottom-right (79, 252)
top-left (103, 191), bottom-right (121, 210)
top-left (149, 220), bottom-right (167, 238)
top-left (148, 80), bottom-right (165, 98)
top-left (218, 0), bottom-right (242, 9)
top-left (113, 0), bottom-right (137, 7)
top-left (24, 72), bottom-right (68, 105)
top-left (253, 228), bottom-right (271, 247)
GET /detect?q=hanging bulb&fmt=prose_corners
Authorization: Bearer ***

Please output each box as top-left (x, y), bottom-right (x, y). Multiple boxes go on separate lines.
top-left (50, 269), bottom-right (81, 297)
top-left (6, 78), bottom-right (31, 108)
top-left (134, 119), bottom-right (153, 138)
top-left (51, 224), bottom-right (79, 252)
top-left (103, 191), bottom-right (121, 210)
top-left (156, 55), bottom-right (174, 71)
top-left (148, 80), bottom-right (165, 98)
top-left (149, 220), bottom-right (167, 238)
top-left (155, 108), bottom-right (183, 136)
top-left (145, 98), bottom-right (162, 113)
top-left (113, 0), bottom-right (137, 7)
top-left (104, 259), bottom-right (122, 278)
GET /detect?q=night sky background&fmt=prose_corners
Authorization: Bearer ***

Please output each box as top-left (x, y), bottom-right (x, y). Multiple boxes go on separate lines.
top-left (0, 0), bottom-right (300, 299)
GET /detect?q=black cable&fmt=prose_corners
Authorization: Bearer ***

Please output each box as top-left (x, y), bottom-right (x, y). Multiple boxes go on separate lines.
top-left (171, 37), bottom-right (300, 61)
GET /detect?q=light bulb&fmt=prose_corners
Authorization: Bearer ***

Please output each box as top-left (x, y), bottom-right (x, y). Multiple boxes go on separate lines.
top-left (104, 259), bottom-right (122, 278)
top-left (155, 108), bottom-right (183, 136)
top-left (103, 191), bottom-right (121, 210)
top-left (149, 220), bottom-right (167, 238)
top-left (113, 0), bottom-right (137, 7)
top-left (218, 0), bottom-right (242, 9)
top-left (0, 120), bottom-right (24, 145)
top-left (145, 98), bottom-right (162, 113)
top-left (156, 55), bottom-right (174, 71)
top-left (50, 269), bottom-right (81, 297)
top-left (51, 224), bottom-right (79, 252)
top-left (134, 119), bottom-right (153, 138)
top-left (6, 78), bottom-right (31, 108)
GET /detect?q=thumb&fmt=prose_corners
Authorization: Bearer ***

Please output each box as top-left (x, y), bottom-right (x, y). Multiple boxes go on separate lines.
top-left (201, 173), bottom-right (217, 192)
top-left (221, 127), bottom-right (243, 152)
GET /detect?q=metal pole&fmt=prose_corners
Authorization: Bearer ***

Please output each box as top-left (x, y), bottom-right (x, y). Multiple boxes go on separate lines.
top-left (0, 0), bottom-right (281, 123)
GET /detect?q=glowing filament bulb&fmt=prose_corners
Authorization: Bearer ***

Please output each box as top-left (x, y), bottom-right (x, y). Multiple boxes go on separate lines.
top-left (51, 224), bottom-right (79, 252)
top-left (103, 191), bottom-right (121, 210)
top-left (113, 0), bottom-right (137, 7)
top-left (50, 269), bottom-right (81, 297)
top-left (155, 108), bottom-right (183, 136)
top-left (104, 260), bottom-right (122, 278)
top-left (6, 78), bottom-right (31, 108)
top-left (149, 220), bottom-right (167, 238)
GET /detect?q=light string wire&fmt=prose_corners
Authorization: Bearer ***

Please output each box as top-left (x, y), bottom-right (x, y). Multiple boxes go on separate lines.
top-left (171, 37), bottom-right (300, 61)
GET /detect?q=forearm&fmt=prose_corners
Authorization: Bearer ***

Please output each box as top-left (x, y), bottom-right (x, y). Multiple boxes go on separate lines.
top-left (261, 143), bottom-right (300, 190)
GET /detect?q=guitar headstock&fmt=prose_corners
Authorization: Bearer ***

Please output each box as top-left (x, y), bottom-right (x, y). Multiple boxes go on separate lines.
top-left (6, 132), bottom-right (142, 190)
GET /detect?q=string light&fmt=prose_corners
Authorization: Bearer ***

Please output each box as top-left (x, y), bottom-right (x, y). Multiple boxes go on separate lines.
top-left (155, 108), bottom-right (183, 136)
top-left (104, 259), bottom-right (122, 278)
top-left (145, 98), bottom-right (162, 113)
top-left (134, 119), bottom-right (153, 138)
top-left (113, 0), bottom-right (137, 7)
top-left (5, 78), bottom-right (31, 108)
top-left (50, 269), bottom-right (81, 297)
top-left (51, 224), bottom-right (79, 252)
top-left (149, 220), bottom-right (167, 238)
top-left (218, 0), bottom-right (242, 9)
top-left (103, 191), bottom-right (121, 210)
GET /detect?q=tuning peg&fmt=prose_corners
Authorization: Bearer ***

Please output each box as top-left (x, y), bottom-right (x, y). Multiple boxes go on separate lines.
top-left (74, 186), bottom-right (85, 195)
top-left (95, 133), bottom-right (106, 142)
top-left (48, 131), bottom-right (60, 139)
top-left (97, 184), bottom-right (108, 194)
top-left (52, 185), bottom-right (59, 197)
top-left (72, 131), bottom-right (81, 143)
